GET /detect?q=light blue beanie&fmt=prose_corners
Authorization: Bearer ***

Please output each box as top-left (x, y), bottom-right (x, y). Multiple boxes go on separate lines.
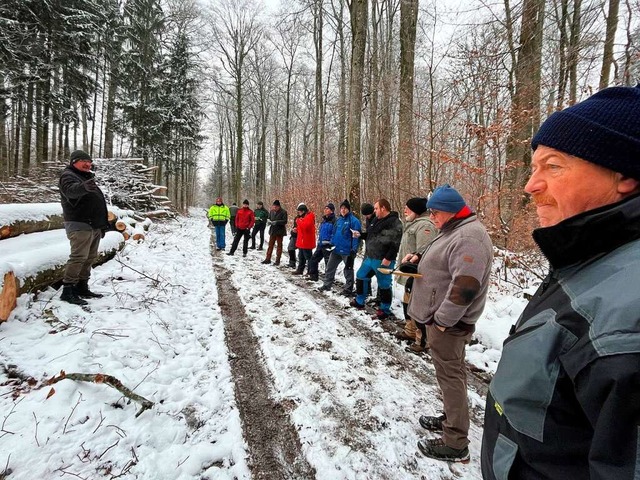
top-left (427, 184), bottom-right (466, 213)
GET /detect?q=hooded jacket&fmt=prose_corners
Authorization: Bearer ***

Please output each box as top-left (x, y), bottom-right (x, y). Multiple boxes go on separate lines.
top-left (331, 212), bottom-right (361, 255)
top-left (235, 206), bottom-right (255, 230)
top-left (317, 213), bottom-right (336, 245)
top-left (208, 204), bottom-right (230, 225)
top-left (482, 194), bottom-right (640, 480)
top-left (295, 211), bottom-right (316, 249)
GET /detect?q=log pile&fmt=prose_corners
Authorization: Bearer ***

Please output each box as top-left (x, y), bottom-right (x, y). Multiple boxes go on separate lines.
top-left (0, 157), bottom-right (174, 218)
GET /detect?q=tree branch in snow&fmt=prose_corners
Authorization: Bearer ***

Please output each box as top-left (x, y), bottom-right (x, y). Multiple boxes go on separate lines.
top-left (46, 371), bottom-right (154, 418)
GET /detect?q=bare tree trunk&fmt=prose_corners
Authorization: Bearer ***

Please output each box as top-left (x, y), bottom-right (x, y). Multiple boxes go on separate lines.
top-left (500, 0), bottom-right (546, 247)
top-left (599, 0), bottom-right (619, 89)
top-left (346, 0), bottom-right (368, 210)
top-left (367, 0), bottom-right (380, 196)
top-left (22, 80), bottom-right (35, 173)
top-left (398, 0), bottom-right (418, 193)
top-left (568, 0), bottom-right (582, 103)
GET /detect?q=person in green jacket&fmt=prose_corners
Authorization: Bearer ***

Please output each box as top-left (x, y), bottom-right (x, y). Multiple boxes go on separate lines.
top-left (208, 197), bottom-right (230, 250)
top-left (251, 201), bottom-right (269, 250)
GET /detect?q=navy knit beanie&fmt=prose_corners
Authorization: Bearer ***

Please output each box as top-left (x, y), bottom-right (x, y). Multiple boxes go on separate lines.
top-left (340, 199), bottom-right (351, 211)
top-left (406, 197), bottom-right (428, 215)
top-left (427, 184), bottom-right (466, 213)
top-left (532, 85), bottom-right (640, 179)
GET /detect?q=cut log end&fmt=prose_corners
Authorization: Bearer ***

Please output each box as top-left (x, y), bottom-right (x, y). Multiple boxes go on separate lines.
top-left (132, 233), bottom-right (145, 242)
top-left (115, 221), bottom-right (127, 232)
top-left (0, 272), bottom-right (19, 322)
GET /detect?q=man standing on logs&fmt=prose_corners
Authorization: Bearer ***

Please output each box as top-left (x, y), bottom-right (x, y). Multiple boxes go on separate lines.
top-left (59, 150), bottom-right (109, 306)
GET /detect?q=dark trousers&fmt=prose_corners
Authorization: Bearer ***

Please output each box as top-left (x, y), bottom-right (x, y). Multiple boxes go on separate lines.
top-left (322, 251), bottom-right (355, 292)
top-left (64, 229), bottom-right (102, 284)
top-left (229, 228), bottom-right (250, 255)
top-left (307, 245), bottom-right (331, 276)
top-left (297, 248), bottom-right (313, 272)
top-left (230, 217), bottom-right (237, 235)
top-left (251, 223), bottom-right (266, 249)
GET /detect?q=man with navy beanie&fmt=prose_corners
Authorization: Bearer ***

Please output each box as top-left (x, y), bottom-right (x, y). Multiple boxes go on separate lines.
top-left (482, 86), bottom-right (640, 479)
top-left (405, 184), bottom-right (493, 463)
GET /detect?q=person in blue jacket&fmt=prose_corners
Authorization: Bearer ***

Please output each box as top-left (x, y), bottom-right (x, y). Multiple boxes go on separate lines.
top-left (319, 199), bottom-right (361, 295)
top-left (306, 202), bottom-right (337, 281)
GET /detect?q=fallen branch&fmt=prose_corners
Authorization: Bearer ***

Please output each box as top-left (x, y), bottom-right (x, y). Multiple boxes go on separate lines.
top-left (46, 371), bottom-right (153, 418)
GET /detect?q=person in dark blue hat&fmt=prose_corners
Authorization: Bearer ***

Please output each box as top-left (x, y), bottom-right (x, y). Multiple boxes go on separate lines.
top-left (482, 86), bottom-right (640, 479)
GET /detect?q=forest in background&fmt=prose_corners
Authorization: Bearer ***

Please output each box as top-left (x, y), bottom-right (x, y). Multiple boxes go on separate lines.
top-left (1, 0), bottom-right (638, 249)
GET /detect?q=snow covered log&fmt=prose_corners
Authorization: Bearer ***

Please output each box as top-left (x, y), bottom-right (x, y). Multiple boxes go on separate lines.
top-left (0, 203), bottom-right (64, 240)
top-left (0, 231), bottom-right (125, 321)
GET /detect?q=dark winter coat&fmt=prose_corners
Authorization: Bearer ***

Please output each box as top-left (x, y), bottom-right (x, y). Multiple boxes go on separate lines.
top-left (331, 212), bottom-right (361, 255)
top-left (363, 211), bottom-right (403, 261)
top-left (482, 194), bottom-right (640, 480)
top-left (59, 166), bottom-right (109, 230)
top-left (268, 207), bottom-right (288, 236)
top-left (235, 206), bottom-right (255, 230)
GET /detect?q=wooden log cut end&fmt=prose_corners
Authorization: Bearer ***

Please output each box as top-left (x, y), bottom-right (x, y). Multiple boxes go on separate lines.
top-left (0, 272), bottom-right (19, 322)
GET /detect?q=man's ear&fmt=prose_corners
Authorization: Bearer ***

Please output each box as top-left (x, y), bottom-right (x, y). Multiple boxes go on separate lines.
top-left (617, 175), bottom-right (640, 195)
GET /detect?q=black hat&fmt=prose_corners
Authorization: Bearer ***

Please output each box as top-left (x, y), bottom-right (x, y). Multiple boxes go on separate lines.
top-left (242, 199), bottom-right (249, 205)
top-left (70, 150), bottom-right (92, 164)
top-left (406, 197), bottom-right (428, 215)
top-left (532, 85), bottom-right (640, 179)
top-left (273, 200), bottom-right (281, 207)
top-left (340, 199), bottom-right (351, 211)
top-left (326, 202), bottom-right (335, 211)
top-left (257, 201), bottom-right (264, 206)
top-left (361, 203), bottom-right (374, 216)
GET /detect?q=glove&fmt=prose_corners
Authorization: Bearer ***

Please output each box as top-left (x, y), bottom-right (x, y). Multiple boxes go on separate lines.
top-left (83, 179), bottom-right (99, 192)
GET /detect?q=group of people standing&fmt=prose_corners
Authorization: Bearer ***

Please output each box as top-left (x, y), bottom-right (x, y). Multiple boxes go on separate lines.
top-left (207, 188), bottom-right (494, 464)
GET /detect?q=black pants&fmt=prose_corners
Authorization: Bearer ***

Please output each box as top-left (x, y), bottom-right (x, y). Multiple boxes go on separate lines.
top-left (251, 223), bottom-right (266, 249)
top-left (229, 228), bottom-right (250, 255)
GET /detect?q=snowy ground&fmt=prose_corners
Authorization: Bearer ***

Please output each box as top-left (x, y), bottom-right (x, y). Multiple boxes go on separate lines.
top-left (0, 210), bottom-right (534, 479)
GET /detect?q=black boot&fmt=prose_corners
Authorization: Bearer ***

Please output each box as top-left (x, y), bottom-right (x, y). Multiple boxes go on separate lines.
top-left (60, 284), bottom-right (89, 306)
top-left (76, 280), bottom-right (103, 299)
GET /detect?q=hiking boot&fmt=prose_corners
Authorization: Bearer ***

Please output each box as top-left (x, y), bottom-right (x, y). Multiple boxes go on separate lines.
top-left (291, 270), bottom-right (303, 275)
top-left (60, 284), bottom-right (88, 306)
top-left (340, 290), bottom-right (355, 297)
top-left (261, 259), bottom-right (271, 264)
top-left (381, 322), bottom-right (399, 333)
top-left (417, 437), bottom-right (469, 463)
top-left (419, 414), bottom-right (446, 432)
top-left (227, 252), bottom-right (234, 256)
top-left (395, 319), bottom-right (407, 328)
top-left (374, 309), bottom-right (391, 320)
top-left (307, 275), bottom-right (319, 282)
top-left (274, 261), bottom-right (280, 266)
top-left (406, 344), bottom-right (429, 356)
top-left (243, 253), bottom-right (247, 257)
top-left (76, 280), bottom-right (103, 299)
top-left (395, 330), bottom-right (414, 341)
top-left (349, 299), bottom-right (365, 310)
top-left (318, 285), bottom-right (331, 292)
top-left (257, 247), bottom-right (263, 251)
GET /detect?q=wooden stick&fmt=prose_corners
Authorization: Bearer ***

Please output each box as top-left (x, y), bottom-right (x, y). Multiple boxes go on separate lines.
top-left (47, 371), bottom-right (153, 417)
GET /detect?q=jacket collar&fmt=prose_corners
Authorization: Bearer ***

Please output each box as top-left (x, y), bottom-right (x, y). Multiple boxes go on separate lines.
top-left (533, 194), bottom-right (640, 269)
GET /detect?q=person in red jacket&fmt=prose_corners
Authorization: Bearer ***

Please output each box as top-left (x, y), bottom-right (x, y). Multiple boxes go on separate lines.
top-left (227, 199), bottom-right (255, 257)
top-left (291, 203), bottom-right (316, 275)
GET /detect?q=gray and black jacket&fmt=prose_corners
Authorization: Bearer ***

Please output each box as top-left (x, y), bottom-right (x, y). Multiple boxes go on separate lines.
top-left (482, 194), bottom-right (640, 480)
top-left (59, 166), bottom-right (109, 230)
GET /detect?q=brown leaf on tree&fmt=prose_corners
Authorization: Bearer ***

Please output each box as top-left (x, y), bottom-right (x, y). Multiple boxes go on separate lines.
top-left (46, 387), bottom-right (55, 399)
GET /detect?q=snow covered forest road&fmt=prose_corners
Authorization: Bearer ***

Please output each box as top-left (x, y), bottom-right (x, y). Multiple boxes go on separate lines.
top-left (0, 211), bottom-right (516, 479)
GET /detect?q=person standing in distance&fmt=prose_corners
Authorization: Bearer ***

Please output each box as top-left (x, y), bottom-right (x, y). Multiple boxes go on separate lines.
top-left (58, 150), bottom-right (109, 306)
top-left (208, 197), bottom-right (230, 250)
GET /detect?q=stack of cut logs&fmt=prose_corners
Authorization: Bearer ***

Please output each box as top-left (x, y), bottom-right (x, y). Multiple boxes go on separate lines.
top-left (110, 208), bottom-right (153, 242)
